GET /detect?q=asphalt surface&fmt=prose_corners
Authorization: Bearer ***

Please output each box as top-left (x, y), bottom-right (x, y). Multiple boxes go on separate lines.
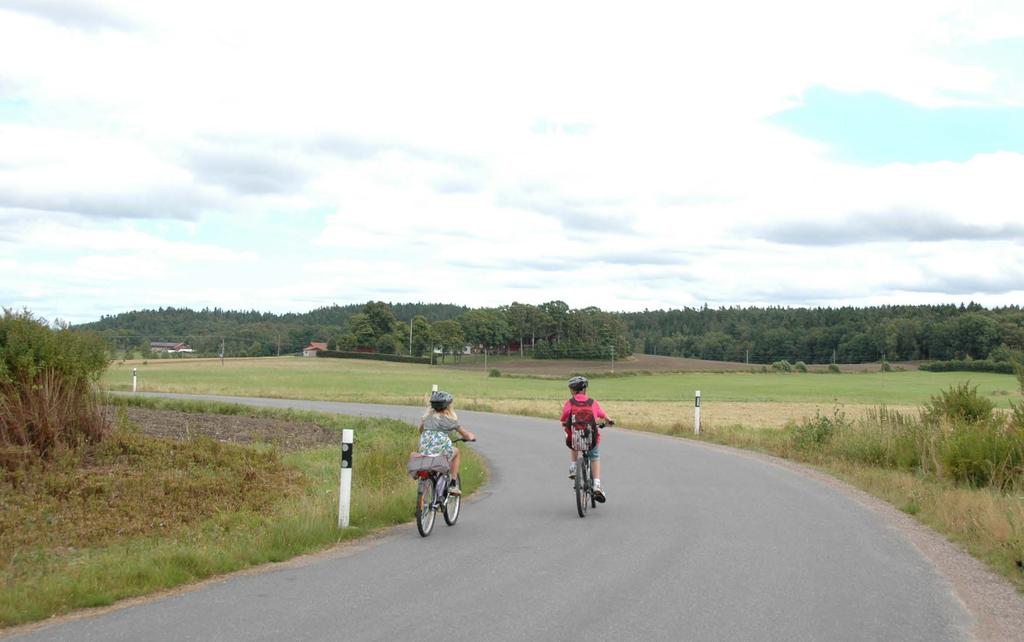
top-left (16, 394), bottom-right (973, 641)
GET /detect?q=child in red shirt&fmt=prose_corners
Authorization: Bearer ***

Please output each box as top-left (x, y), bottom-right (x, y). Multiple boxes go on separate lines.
top-left (560, 376), bottom-right (614, 502)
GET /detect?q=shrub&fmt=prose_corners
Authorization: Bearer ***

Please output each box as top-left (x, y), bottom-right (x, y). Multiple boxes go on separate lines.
top-left (0, 310), bottom-right (110, 465)
top-left (989, 345), bottom-right (1024, 364)
top-left (772, 360), bottom-right (793, 372)
top-left (792, 408), bottom-right (849, 449)
top-left (1010, 401), bottom-right (1024, 431)
top-left (936, 420), bottom-right (1023, 489)
top-left (828, 363), bottom-right (841, 373)
top-left (880, 359), bottom-right (892, 372)
top-left (919, 359), bottom-right (1015, 374)
top-left (833, 406), bottom-right (922, 470)
top-left (0, 310), bottom-right (108, 386)
top-left (1014, 359), bottom-right (1024, 394)
top-left (794, 361), bottom-right (807, 372)
top-left (923, 382), bottom-right (994, 425)
top-left (488, 368), bottom-right (501, 378)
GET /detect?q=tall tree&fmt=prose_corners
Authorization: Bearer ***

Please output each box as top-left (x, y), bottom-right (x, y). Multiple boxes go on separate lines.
top-left (459, 309), bottom-right (510, 352)
top-left (347, 313), bottom-right (376, 349)
top-left (429, 320), bottom-right (465, 364)
top-left (410, 315), bottom-right (431, 357)
top-left (362, 301), bottom-right (397, 337)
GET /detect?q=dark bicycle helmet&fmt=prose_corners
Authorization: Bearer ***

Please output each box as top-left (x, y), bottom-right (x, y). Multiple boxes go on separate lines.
top-left (567, 376), bottom-right (588, 392)
top-left (430, 390), bottom-right (454, 410)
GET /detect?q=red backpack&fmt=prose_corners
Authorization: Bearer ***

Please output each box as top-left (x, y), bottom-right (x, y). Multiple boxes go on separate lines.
top-left (567, 397), bottom-right (597, 430)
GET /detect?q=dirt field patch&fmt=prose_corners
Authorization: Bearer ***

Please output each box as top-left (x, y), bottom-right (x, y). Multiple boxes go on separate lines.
top-left (117, 406), bottom-right (339, 450)
top-left (442, 353), bottom-right (921, 376)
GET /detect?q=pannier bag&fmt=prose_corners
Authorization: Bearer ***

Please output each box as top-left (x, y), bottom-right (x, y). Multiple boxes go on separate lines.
top-left (569, 426), bottom-right (594, 452)
top-left (407, 453), bottom-right (450, 479)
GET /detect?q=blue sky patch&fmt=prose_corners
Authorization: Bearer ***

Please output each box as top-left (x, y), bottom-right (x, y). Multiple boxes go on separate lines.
top-left (769, 86), bottom-right (1024, 165)
top-left (0, 96), bottom-right (33, 123)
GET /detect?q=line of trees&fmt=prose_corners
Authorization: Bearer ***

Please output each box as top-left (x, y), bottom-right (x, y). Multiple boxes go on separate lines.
top-left (336, 301), bottom-right (630, 362)
top-left (78, 301), bottom-right (632, 362)
top-left (624, 303), bottom-right (1024, 364)
top-left (77, 301), bottom-right (1024, 365)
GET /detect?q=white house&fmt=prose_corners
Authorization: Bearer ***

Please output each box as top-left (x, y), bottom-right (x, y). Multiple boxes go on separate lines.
top-left (150, 341), bottom-right (194, 353)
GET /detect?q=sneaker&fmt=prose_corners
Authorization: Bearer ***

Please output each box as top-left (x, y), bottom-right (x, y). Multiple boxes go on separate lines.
top-left (447, 481), bottom-right (462, 496)
top-left (568, 463), bottom-right (577, 479)
top-left (593, 482), bottom-right (606, 503)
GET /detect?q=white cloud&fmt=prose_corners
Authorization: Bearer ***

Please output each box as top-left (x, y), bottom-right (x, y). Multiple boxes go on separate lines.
top-left (1, 0), bottom-right (1023, 322)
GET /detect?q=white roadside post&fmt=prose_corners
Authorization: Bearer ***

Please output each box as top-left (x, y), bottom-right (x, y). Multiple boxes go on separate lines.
top-left (432, 384), bottom-right (438, 393)
top-left (132, 367), bottom-right (137, 393)
top-left (694, 390), bottom-right (701, 435)
top-left (338, 429), bottom-right (354, 528)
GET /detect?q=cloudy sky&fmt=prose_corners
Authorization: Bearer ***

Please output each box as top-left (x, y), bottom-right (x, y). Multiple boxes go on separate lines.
top-left (2, 1), bottom-right (1023, 324)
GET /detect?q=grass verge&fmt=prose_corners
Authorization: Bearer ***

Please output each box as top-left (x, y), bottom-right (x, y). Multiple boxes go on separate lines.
top-left (0, 397), bottom-right (486, 627)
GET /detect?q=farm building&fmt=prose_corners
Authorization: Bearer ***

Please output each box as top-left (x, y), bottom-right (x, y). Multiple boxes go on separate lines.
top-left (302, 342), bottom-right (329, 357)
top-left (150, 342), bottom-right (193, 353)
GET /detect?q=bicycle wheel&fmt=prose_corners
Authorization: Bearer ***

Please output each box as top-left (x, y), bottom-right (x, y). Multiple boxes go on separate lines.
top-left (575, 459), bottom-right (589, 518)
top-left (443, 474), bottom-right (461, 526)
top-left (416, 477), bottom-right (436, 537)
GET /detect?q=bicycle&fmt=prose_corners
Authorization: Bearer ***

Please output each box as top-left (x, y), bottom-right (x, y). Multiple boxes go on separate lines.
top-left (569, 422), bottom-right (607, 518)
top-left (411, 437), bottom-right (476, 537)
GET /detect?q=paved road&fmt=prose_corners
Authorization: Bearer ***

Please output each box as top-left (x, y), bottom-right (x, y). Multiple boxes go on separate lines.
top-left (18, 394), bottom-right (972, 641)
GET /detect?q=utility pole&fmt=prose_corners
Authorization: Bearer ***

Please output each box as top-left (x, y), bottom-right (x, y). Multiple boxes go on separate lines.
top-left (484, 348), bottom-right (488, 372)
top-left (220, 337), bottom-right (225, 366)
top-left (409, 321), bottom-right (413, 356)
top-left (610, 345), bottom-right (615, 374)
top-left (277, 335), bottom-right (281, 357)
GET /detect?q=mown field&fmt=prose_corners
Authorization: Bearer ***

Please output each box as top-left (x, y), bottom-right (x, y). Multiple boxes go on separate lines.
top-left (106, 356), bottom-right (1019, 405)
top-left (103, 357), bottom-right (1021, 431)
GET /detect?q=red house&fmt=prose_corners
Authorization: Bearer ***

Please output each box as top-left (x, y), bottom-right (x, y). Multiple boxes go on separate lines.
top-left (302, 342), bottom-right (328, 357)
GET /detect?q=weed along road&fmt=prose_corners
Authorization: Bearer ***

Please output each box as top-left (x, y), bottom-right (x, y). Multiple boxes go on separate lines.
top-left (17, 394), bottom-right (977, 642)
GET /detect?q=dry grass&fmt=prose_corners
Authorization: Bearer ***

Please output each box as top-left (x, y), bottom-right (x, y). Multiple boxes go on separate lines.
top-left (457, 398), bottom-right (921, 431)
top-left (826, 462), bottom-right (1024, 589)
top-left (0, 370), bottom-right (110, 467)
top-left (0, 423), bottom-right (304, 561)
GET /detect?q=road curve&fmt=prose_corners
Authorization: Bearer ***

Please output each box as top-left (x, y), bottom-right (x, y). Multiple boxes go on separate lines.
top-left (16, 394), bottom-right (974, 641)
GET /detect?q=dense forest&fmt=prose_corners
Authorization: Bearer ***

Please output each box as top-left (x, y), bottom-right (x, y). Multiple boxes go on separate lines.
top-left (77, 301), bottom-right (631, 361)
top-left (625, 303), bottom-right (1024, 364)
top-left (75, 301), bottom-right (1024, 365)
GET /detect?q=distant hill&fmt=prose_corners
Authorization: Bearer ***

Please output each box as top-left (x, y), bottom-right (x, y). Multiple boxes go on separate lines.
top-left (75, 301), bottom-right (1024, 365)
top-left (75, 302), bottom-right (470, 357)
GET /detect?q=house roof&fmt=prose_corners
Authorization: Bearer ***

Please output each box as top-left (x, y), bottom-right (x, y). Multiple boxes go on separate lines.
top-left (305, 342), bottom-right (328, 351)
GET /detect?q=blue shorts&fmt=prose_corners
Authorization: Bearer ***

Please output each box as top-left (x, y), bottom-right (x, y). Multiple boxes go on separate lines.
top-left (582, 445), bottom-right (600, 460)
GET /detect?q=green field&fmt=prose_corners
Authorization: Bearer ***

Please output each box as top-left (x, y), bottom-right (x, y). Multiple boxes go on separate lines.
top-left (104, 356), bottom-right (1021, 408)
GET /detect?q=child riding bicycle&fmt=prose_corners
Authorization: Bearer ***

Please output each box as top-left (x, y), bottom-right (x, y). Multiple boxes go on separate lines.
top-left (561, 376), bottom-right (614, 502)
top-left (416, 390), bottom-right (475, 495)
